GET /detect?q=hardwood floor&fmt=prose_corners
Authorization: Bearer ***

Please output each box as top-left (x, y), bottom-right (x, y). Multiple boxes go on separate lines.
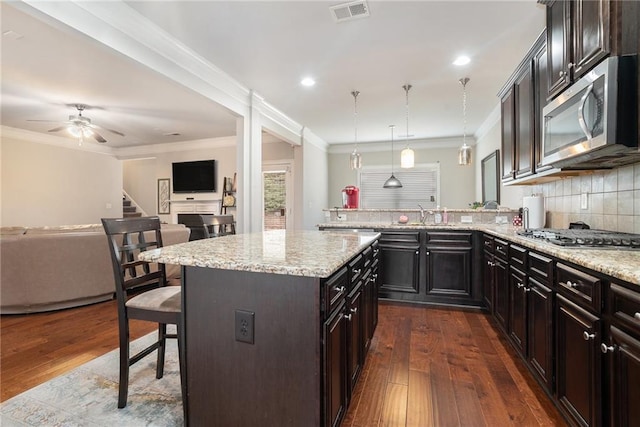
top-left (1, 299), bottom-right (567, 426)
top-left (343, 302), bottom-right (567, 427)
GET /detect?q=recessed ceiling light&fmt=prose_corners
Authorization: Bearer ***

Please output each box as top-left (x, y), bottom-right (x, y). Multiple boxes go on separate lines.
top-left (453, 55), bottom-right (471, 66)
top-left (300, 77), bottom-right (316, 87)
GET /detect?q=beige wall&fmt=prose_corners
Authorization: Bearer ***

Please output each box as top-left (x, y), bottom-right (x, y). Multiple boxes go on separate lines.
top-left (328, 144), bottom-right (475, 210)
top-left (1, 136), bottom-right (122, 227)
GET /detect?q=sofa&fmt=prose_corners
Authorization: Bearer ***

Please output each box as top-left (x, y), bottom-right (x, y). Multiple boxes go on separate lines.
top-left (0, 223), bottom-right (190, 314)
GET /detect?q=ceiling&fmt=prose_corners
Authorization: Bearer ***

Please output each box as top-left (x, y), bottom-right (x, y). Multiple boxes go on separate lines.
top-left (1, 1), bottom-right (545, 149)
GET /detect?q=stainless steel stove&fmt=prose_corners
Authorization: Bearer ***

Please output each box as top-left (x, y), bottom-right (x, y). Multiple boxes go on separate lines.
top-left (516, 228), bottom-right (640, 249)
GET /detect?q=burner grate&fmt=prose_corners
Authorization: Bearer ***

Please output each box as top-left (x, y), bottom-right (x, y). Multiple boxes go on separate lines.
top-left (517, 229), bottom-right (640, 249)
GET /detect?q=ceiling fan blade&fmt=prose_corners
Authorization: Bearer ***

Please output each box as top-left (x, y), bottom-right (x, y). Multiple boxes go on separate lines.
top-left (27, 119), bottom-right (59, 122)
top-left (92, 131), bottom-right (107, 143)
top-left (48, 126), bottom-right (67, 133)
top-left (90, 123), bottom-right (125, 137)
top-left (105, 128), bottom-right (125, 137)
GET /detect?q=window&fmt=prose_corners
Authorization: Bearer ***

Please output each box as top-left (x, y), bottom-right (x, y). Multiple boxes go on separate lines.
top-left (358, 164), bottom-right (440, 209)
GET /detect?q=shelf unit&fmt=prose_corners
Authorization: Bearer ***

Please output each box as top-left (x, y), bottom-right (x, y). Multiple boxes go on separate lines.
top-left (220, 176), bottom-right (236, 215)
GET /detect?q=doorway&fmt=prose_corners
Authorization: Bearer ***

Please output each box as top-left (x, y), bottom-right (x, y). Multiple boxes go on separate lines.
top-left (262, 162), bottom-right (292, 230)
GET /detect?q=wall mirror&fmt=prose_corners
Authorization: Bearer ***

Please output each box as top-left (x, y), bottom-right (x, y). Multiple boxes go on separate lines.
top-left (481, 150), bottom-right (500, 204)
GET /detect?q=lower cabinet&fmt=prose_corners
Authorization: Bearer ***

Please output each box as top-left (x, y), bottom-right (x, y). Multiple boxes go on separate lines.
top-left (509, 265), bottom-right (528, 356)
top-left (493, 256), bottom-right (510, 332)
top-left (346, 282), bottom-right (364, 397)
top-left (555, 294), bottom-right (602, 427)
top-left (379, 230), bottom-right (480, 307)
top-left (323, 302), bottom-right (347, 427)
top-left (605, 326), bottom-right (640, 427)
top-left (527, 277), bottom-right (554, 392)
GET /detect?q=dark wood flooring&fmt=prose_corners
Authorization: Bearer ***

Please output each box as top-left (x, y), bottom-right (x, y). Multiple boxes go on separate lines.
top-left (1, 299), bottom-right (567, 426)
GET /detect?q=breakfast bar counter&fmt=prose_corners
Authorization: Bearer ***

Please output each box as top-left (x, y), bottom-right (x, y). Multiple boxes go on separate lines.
top-left (140, 230), bottom-right (380, 426)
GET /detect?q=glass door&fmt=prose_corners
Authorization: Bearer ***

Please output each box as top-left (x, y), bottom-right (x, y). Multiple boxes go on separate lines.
top-left (262, 163), bottom-right (292, 230)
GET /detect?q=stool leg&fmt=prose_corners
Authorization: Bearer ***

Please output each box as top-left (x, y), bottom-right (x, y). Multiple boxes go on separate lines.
top-left (118, 321), bottom-right (130, 408)
top-left (156, 323), bottom-right (166, 379)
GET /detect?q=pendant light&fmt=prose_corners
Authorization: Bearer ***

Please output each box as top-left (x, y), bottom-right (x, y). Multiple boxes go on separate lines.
top-left (458, 77), bottom-right (472, 165)
top-left (400, 84), bottom-right (415, 168)
top-left (349, 90), bottom-right (362, 169)
top-left (383, 125), bottom-right (403, 188)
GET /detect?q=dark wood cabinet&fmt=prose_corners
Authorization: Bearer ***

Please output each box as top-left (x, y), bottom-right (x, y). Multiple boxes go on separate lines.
top-left (492, 238), bottom-right (510, 332)
top-left (546, 0), bottom-right (572, 98)
top-left (605, 325), bottom-right (640, 427)
top-left (346, 282), bottom-right (363, 398)
top-left (323, 302), bottom-right (347, 427)
top-left (527, 277), bottom-right (554, 393)
top-left (499, 31), bottom-right (546, 183)
top-left (509, 266), bottom-right (528, 356)
top-left (556, 294), bottom-right (602, 427)
top-left (572, 0), bottom-right (611, 79)
top-left (379, 232), bottom-right (420, 297)
top-left (425, 231), bottom-right (473, 300)
top-left (482, 235), bottom-right (495, 312)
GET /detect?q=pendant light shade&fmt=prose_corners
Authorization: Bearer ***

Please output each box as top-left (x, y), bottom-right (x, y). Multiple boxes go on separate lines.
top-left (458, 77), bottom-right (472, 165)
top-left (383, 125), bottom-right (403, 188)
top-left (349, 90), bottom-right (362, 169)
top-left (400, 84), bottom-right (415, 168)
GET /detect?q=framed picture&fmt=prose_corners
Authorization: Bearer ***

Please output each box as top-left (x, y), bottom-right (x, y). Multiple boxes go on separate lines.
top-left (157, 178), bottom-right (170, 214)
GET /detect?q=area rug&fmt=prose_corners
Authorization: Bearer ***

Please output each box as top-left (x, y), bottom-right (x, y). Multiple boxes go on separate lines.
top-left (1, 331), bottom-right (182, 426)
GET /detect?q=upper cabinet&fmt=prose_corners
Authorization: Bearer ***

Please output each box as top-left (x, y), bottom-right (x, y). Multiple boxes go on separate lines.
top-left (545, 0), bottom-right (639, 100)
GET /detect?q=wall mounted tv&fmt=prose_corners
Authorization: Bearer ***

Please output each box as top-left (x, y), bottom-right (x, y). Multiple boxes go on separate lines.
top-left (172, 160), bottom-right (216, 193)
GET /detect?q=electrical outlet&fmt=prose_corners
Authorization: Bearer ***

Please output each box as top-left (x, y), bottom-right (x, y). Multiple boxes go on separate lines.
top-left (581, 192), bottom-right (589, 210)
top-left (235, 310), bottom-right (255, 344)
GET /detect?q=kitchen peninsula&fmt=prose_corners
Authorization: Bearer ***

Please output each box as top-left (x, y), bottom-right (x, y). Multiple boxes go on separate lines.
top-left (139, 230), bottom-right (380, 426)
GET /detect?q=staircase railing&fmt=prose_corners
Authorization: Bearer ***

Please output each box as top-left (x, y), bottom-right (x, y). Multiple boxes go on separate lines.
top-left (122, 189), bottom-right (149, 217)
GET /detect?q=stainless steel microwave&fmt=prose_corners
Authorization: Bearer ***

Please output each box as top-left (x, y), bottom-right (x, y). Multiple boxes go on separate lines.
top-left (541, 55), bottom-right (638, 169)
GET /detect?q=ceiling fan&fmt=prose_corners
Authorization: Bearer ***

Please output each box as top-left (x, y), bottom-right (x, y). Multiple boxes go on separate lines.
top-left (29, 104), bottom-right (125, 143)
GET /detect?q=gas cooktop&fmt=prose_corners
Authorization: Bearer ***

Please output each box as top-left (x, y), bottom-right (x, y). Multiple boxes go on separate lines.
top-left (516, 228), bottom-right (640, 249)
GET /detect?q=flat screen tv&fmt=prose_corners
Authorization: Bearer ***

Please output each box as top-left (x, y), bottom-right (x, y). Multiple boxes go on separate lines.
top-left (172, 160), bottom-right (216, 193)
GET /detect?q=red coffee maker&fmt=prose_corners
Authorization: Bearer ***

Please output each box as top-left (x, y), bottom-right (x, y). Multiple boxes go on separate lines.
top-left (342, 185), bottom-right (359, 209)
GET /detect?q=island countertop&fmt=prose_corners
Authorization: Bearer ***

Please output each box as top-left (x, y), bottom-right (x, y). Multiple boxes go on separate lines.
top-left (139, 229), bottom-right (380, 278)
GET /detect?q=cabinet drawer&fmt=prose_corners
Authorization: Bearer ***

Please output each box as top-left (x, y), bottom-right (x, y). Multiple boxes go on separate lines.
top-left (349, 254), bottom-right (365, 283)
top-left (362, 246), bottom-right (373, 269)
top-left (556, 262), bottom-right (602, 314)
top-left (324, 267), bottom-right (348, 316)
top-left (380, 231), bottom-right (419, 245)
top-left (494, 238), bottom-right (509, 261)
top-left (610, 283), bottom-right (640, 334)
top-left (426, 231), bottom-right (472, 246)
top-left (483, 234), bottom-right (494, 252)
top-left (528, 251), bottom-right (553, 285)
top-left (509, 244), bottom-right (527, 270)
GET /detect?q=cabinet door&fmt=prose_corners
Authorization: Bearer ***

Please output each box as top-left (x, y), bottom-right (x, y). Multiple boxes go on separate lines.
top-left (323, 304), bottom-right (347, 427)
top-left (509, 267), bottom-right (528, 356)
top-left (425, 246), bottom-right (472, 297)
top-left (494, 258), bottom-right (510, 332)
top-left (572, 0), bottom-right (610, 78)
top-left (379, 239), bottom-right (420, 296)
top-left (534, 40), bottom-right (553, 173)
top-left (556, 295), bottom-right (602, 427)
top-left (514, 62), bottom-right (535, 179)
top-left (528, 278), bottom-right (554, 393)
top-left (346, 285), bottom-right (364, 398)
top-left (501, 89), bottom-right (515, 181)
top-left (483, 251), bottom-right (495, 312)
top-left (607, 326), bottom-right (640, 427)
top-left (371, 260), bottom-right (379, 332)
top-left (547, 0), bottom-right (572, 99)
top-left (362, 270), bottom-right (373, 353)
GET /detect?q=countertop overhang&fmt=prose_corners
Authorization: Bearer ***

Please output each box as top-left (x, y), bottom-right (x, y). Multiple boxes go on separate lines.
top-left (318, 222), bottom-right (640, 286)
top-left (139, 229), bottom-right (380, 278)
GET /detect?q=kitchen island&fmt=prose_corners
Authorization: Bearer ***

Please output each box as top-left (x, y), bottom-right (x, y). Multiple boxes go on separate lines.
top-left (139, 229), bottom-right (380, 427)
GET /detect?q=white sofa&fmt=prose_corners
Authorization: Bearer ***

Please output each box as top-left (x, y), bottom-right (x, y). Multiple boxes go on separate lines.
top-left (0, 223), bottom-right (190, 314)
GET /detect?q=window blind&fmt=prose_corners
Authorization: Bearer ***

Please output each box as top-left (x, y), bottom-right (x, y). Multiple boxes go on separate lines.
top-left (358, 164), bottom-right (440, 209)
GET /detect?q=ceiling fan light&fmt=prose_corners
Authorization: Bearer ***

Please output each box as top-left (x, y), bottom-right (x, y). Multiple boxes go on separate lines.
top-left (67, 126), bottom-right (81, 138)
top-left (401, 147), bottom-right (414, 168)
top-left (383, 174), bottom-right (403, 188)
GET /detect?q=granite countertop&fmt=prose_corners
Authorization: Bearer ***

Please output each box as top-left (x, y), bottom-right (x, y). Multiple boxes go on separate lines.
top-left (318, 222), bottom-right (640, 286)
top-left (139, 230), bottom-right (380, 278)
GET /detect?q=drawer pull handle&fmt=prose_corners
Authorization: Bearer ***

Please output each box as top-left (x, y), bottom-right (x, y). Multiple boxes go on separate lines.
top-left (600, 343), bottom-right (615, 354)
top-left (350, 307), bottom-right (358, 314)
top-left (524, 287), bottom-right (531, 293)
top-left (634, 313), bottom-right (640, 321)
top-left (517, 282), bottom-right (525, 289)
top-left (333, 286), bottom-right (346, 293)
top-left (372, 274), bottom-right (378, 280)
top-left (564, 281), bottom-right (578, 288)
top-left (344, 314), bottom-right (352, 321)
top-left (353, 268), bottom-right (361, 275)
top-left (496, 245), bottom-right (502, 251)
top-left (583, 331), bottom-right (595, 341)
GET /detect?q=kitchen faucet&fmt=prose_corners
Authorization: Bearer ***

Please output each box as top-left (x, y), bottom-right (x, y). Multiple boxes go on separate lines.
top-left (418, 204), bottom-right (427, 224)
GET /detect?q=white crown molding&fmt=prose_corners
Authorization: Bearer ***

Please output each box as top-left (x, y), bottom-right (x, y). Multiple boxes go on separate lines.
top-left (1, 126), bottom-right (115, 156)
top-left (251, 92), bottom-right (303, 146)
top-left (302, 127), bottom-right (329, 152)
top-left (328, 136), bottom-right (475, 154)
top-left (474, 103), bottom-right (501, 142)
top-left (114, 136), bottom-right (238, 160)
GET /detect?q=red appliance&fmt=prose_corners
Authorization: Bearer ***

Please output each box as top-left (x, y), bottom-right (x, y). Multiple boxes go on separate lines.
top-left (342, 185), bottom-right (359, 209)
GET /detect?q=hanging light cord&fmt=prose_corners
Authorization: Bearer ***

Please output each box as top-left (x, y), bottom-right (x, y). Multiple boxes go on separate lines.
top-left (403, 84), bottom-right (412, 146)
top-left (460, 78), bottom-right (469, 146)
top-left (352, 90), bottom-right (359, 151)
top-left (390, 124), bottom-right (395, 173)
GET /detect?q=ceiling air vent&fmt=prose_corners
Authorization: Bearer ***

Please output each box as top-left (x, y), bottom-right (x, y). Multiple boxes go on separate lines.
top-left (329, 1), bottom-right (370, 23)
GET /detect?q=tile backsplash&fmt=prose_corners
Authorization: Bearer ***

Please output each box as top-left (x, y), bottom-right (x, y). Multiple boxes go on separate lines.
top-left (528, 163), bottom-right (640, 233)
